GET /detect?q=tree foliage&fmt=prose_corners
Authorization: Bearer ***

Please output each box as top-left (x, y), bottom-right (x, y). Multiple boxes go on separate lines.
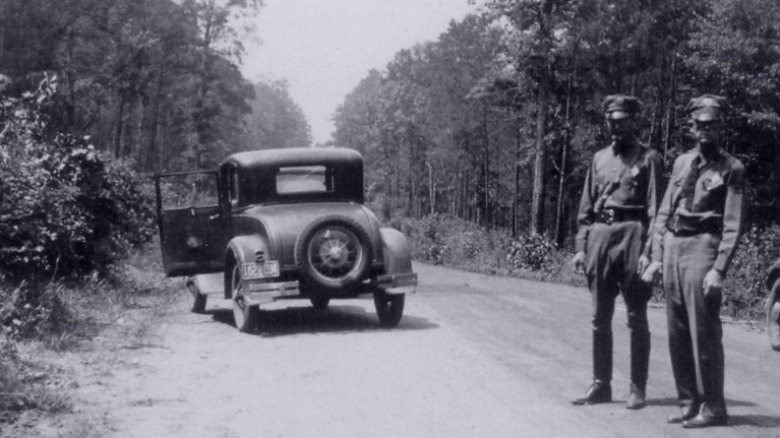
top-left (334, 0), bottom-right (780, 247)
top-left (0, 75), bottom-right (156, 280)
top-left (0, 0), bottom-right (312, 282)
top-left (242, 79), bottom-right (311, 149)
top-left (0, 0), bottom-right (300, 175)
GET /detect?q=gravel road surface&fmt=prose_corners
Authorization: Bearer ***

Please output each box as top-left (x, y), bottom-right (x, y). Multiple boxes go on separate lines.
top-left (18, 263), bottom-right (780, 438)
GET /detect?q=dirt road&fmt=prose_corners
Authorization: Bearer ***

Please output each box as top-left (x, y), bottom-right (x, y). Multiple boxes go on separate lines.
top-left (18, 263), bottom-right (780, 437)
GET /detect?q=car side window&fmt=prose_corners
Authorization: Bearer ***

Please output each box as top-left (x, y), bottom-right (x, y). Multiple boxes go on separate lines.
top-left (157, 172), bottom-right (218, 210)
top-left (227, 166), bottom-right (239, 207)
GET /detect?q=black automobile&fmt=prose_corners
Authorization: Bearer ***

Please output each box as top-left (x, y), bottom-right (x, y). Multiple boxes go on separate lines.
top-left (154, 147), bottom-right (417, 332)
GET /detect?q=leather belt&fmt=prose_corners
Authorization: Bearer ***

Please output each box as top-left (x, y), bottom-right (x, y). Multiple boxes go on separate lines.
top-left (670, 214), bottom-right (721, 236)
top-left (595, 208), bottom-right (645, 225)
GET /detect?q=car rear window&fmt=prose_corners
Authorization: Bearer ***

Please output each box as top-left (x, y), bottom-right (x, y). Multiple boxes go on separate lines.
top-left (275, 166), bottom-right (333, 195)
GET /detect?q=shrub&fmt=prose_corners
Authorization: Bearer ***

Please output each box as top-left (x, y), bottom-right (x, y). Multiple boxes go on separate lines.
top-left (394, 214), bottom-right (565, 279)
top-left (505, 232), bottom-right (559, 273)
top-left (0, 282), bottom-right (72, 342)
top-left (0, 75), bottom-right (156, 281)
top-left (722, 224), bottom-right (780, 319)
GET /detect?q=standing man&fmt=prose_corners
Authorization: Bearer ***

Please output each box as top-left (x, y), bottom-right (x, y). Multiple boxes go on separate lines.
top-left (572, 95), bottom-right (661, 410)
top-left (642, 95), bottom-right (744, 428)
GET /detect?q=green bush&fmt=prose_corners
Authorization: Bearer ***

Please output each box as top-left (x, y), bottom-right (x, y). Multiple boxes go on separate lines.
top-left (396, 214), bottom-right (780, 320)
top-left (722, 224), bottom-right (780, 319)
top-left (0, 75), bottom-right (156, 281)
top-left (505, 232), bottom-right (559, 273)
top-left (393, 214), bottom-right (566, 280)
top-left (0, 283), bottom-right (72, 342)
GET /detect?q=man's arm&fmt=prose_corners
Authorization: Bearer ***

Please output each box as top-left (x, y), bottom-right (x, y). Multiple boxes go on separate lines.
top-left (641, 157), bottom-right (678, 282)
top-left (712, 160), bottom-right (746, 275)
top-left (574, 159), bottom-right (597, 254)
top-left (642, 150), bottom-right (662, 259)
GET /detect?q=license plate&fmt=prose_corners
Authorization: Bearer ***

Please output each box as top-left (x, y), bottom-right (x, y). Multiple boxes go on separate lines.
top-left (241, 261), bottom-right (280, 280)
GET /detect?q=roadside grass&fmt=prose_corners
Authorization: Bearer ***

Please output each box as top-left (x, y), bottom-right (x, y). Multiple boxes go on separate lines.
top-left (0, 239), bottom-right (180, 434)
top-left (395, 215), bottom-right (778, 321)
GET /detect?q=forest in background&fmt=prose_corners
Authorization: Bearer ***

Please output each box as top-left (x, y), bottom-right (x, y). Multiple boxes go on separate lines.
top-left (333, 0), bottom-right (780, 248)
top-left (0, 0), bottom-right (310, 175)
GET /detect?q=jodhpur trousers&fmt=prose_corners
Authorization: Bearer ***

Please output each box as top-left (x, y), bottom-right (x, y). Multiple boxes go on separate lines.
top-left (663, 231), bottom-right (726, 417)
top-left (585, 221), bottom-right (652, 385)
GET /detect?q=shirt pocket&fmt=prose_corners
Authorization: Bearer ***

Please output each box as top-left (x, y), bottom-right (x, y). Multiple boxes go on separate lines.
top-left (702, 173), bottom-right (725, 191)
top-left (621, 172), bottom-right (640, 199)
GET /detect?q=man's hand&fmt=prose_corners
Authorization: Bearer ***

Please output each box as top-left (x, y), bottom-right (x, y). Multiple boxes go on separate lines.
top-left (641, 261), bottom-right (662, 283)
top-left (702, 269), bottom-right (723, 297)
top-left (637, 255), bottom-right (650, 275)
top-left (572, 251), bottom-right (586, 275)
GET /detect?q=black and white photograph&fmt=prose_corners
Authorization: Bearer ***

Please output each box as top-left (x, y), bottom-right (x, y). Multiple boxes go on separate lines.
top-left (2, 0), bottom-right (780, 437)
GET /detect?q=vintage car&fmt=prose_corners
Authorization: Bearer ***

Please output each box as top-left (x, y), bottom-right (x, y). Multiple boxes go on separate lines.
top-left (154, 147), bottom-right (417, 332)
top-left (767, 258), bottom-right (780, 351)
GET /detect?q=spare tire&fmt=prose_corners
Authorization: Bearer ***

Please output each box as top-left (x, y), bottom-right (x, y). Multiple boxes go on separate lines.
top-left (295, 215), bottom-right (372, 291)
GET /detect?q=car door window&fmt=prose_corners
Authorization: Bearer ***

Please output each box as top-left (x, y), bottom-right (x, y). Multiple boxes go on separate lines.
top-left (159, 172), bottom-right (219, 209)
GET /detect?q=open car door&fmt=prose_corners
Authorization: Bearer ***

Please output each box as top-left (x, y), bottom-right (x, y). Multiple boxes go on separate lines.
top-left (154, 171), bottom-right (226, 277)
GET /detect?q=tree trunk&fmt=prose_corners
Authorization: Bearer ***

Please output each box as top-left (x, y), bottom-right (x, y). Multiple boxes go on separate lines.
top-left (513, 121), bottom-right (521, 238)
top-left (427, 160), bottom-right (435, 215)
top-left (144, 75), bottom-right (162, 173)
top-left (531, 85), bottom-right (548, 235)
top-left (482, 104), bottom-right (491, 227)
top-left (662, 51), bottom-right (678, 161)
top-left (554, 60), bottom-right (575, 246)
top-left (113, 95), bottom-right (126, 157)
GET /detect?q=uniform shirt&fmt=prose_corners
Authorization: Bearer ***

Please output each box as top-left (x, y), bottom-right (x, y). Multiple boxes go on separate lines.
top-left (575, 142), bottom-right (662, 255)
top-left (650, 148), bottom-right (745, 275)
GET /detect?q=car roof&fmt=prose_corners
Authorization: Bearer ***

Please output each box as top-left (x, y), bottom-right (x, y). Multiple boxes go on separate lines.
top-left (221, 147), bottom-right (363, 171)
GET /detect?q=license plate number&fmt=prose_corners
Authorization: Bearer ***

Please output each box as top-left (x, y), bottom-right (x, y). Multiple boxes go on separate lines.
top-left (241, 261), bottom-right (279, 280)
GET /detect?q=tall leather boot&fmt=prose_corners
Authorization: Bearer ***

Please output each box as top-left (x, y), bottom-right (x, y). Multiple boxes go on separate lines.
top-left (627, 330), bottom-right (650, 409)
top-left (572, 331), bottom-right (612, 405)
top-left (594, 329), bottom-right (613, 385)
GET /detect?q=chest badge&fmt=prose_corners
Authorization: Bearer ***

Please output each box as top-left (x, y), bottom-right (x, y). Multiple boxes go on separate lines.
top-left (704, 173), bottom-right (724, 190)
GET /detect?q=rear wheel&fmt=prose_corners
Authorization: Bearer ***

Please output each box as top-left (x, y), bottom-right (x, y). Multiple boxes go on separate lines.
top-left (231, 264), bottom-right (257, 333)
top-left (767, 279), bottom-right (780, 351)
top-left (374, 289), bottom-right (405, 327)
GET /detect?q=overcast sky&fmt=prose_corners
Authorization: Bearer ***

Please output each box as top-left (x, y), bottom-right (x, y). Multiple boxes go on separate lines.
top-left (241, 0), bottom-right (485, 145)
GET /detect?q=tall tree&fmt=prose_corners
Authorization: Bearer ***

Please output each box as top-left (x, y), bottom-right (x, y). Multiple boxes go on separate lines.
top-left (242, 79), bottom-right (311, 149)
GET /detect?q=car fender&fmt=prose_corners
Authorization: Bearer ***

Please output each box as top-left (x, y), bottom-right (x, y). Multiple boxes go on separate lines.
top-left (767, 258), bottom-right (780, 291)
top-left (380, 228), bottom-right (413, 275)
top-left (224, 234), bottom-right (270, 299)
top-left (766, 259), bottom-right (780, 352)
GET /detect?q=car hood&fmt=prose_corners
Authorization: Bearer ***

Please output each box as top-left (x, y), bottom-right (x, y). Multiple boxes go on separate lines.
top-left (233, 202), bottom-right (380, 268)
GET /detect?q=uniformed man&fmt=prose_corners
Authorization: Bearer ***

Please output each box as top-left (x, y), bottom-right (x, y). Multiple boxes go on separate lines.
top-left (642, 94), bottom-right (744, 428)
top-left (572, 95), bottom-right (661, 409)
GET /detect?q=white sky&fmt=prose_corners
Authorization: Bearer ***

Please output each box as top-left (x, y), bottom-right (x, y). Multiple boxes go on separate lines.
top-left (242, 0), bottom-right (485, 145)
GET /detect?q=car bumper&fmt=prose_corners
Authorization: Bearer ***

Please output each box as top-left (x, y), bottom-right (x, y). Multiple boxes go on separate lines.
top-left (244, 280), bottom-right (300, 306)
top-left (377, 272), bottom-right (417, 294)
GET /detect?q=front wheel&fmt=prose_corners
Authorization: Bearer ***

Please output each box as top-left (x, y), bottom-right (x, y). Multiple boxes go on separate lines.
top-left (231, 265), bottom-right (257, 333)
top-left (374, 290), bottom-right (405, 327)
top-left (767, 278), bottom-right (780, 352)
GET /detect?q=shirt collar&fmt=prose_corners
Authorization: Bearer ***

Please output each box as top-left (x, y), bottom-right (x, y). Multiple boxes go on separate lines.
top-left (693, 147), bottom-right (724, 168)
top-left (611, 139), bottom-right (639, 157)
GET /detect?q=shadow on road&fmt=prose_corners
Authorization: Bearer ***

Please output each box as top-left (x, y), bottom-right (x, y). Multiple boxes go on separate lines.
top-left (206, 304), bottom-right (438, 337)
top-left (644, 396), bottom-right (779, 429)
top-left (729, 414), bottom-right (780, 428)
